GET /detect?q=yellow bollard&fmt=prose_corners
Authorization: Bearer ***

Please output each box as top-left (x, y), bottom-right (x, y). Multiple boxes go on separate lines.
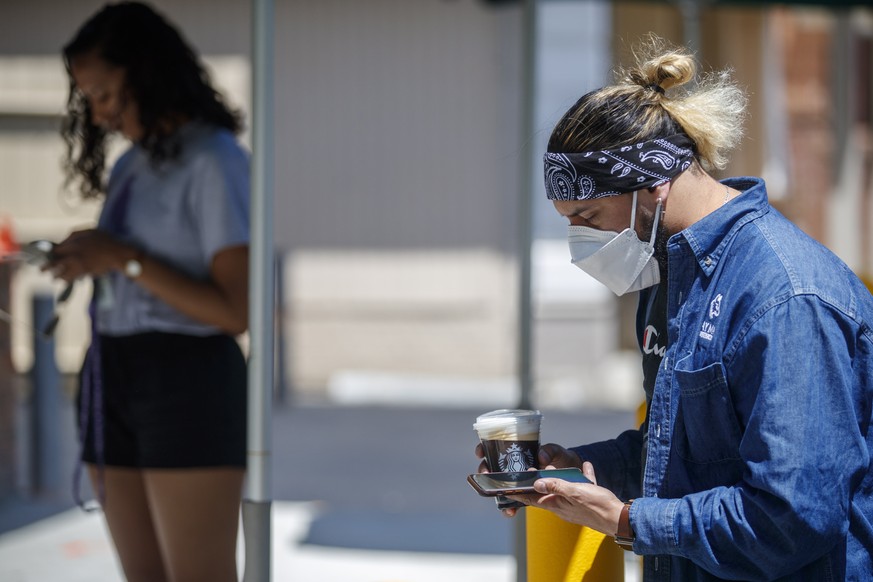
top-left (527, 507), bottom-right (624, 581)
top-left (860, 274), bottom-right (873, 295)
top-left (526, 403), bottom-right (647, 581)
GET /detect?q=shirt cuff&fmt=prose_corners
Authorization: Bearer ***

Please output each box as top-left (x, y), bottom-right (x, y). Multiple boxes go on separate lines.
top-left (629, 496), bottom-right (682, 555)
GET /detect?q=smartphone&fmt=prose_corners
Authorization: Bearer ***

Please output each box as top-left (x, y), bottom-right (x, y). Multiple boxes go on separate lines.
top-left (467, 468), bottom-right (591, 497)
top-left (20, 240), bottom-right (56, 267)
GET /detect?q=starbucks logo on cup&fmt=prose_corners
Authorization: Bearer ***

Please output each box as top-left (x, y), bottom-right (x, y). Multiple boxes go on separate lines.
top-left (499, 443), bottom-right (535, 472)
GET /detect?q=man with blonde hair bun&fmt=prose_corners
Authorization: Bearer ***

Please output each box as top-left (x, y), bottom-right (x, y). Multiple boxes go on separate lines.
top-left (479, 37), bottom-right (873, 581)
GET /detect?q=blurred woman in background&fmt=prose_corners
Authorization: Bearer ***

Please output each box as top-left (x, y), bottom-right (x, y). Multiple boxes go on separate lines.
top-left (50, 3), bottom-right (249, 580)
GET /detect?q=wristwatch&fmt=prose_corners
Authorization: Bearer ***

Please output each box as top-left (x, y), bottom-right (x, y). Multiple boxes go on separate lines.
top-left (124, 249), bottom-right (145, 279)
top-left (615, 500), bottom-right (635, 549)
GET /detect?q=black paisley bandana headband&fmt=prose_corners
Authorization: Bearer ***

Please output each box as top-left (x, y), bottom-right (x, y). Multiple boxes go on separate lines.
top-left (544, 133), bottom-right (696, 201)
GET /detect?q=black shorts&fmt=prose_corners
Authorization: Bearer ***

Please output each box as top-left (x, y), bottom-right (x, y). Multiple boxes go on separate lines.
top-left (78, 332), bottom-right (247, 469)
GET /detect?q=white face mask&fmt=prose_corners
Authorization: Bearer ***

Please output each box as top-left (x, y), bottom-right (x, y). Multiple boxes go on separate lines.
top-left (567, 190), bottom-right (662, 296)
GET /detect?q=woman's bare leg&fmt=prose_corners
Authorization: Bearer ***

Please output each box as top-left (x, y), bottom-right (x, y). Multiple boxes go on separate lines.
top-left (89, 466), bottom-right (168, 582)
top-left (144, 467), bottom-right (244, 582)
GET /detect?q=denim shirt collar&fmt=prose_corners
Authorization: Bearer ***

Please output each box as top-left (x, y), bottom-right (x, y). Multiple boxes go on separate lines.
top-left (675, 177), bottom-right (771, 277)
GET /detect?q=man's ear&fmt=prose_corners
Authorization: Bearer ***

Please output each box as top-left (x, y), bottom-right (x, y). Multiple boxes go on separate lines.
top-left (647, 182), bottom-right (671, 205)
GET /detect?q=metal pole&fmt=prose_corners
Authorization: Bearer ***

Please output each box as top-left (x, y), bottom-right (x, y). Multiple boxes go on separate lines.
top-left (516, 1), bottom-right (538, 581)
top-left (0, 263), bottom-right (13, 500)
top-left (243, 0), bottom-right (275, 579)
top-left (517, 0), bottom-right (536, 415)
top-left (833, 10), bottom-right (850, 171)
top-left (31, 294), bottom-right (62, 497)
top-left (677, 0), bottom-right (703, 55)
top-left (274, 254), bottom-right (288, 405)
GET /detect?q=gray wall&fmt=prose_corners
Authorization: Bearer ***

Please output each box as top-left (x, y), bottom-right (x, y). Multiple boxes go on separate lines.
top-left (0, 0), bottom-right (251, 55)
top-left (0, 0), bottom-right (630, 409)
top-left (272, 0), bottom-right (523, 252)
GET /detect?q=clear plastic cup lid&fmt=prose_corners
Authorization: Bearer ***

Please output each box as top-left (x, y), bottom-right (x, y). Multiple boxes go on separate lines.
top-left (473, 408), bottom-right (542, 432)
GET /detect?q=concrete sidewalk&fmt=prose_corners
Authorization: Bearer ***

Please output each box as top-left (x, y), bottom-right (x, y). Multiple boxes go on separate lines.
top-left (0, 501), bottom-right (514, 582)
top-left (0, 405), bottom-right (637, 580)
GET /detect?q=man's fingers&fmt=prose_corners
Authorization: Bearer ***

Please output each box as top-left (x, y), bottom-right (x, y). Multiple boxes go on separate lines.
top-left (582, 461), bottom-right (597, 485)
top-left (533, 478), bottom-right (565, 496)
top-left (474, 444), bottom-right (491, 475)
top-left (538, 443), bottom-right (563, 467)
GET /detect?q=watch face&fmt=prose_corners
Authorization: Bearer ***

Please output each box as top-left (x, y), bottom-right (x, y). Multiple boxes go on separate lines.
top-left (125, 258), bottom-right (142, 278)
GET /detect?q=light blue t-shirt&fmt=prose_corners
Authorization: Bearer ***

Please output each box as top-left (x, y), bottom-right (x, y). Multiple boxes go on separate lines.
top-left (96, 122), bottom-right (250, 336)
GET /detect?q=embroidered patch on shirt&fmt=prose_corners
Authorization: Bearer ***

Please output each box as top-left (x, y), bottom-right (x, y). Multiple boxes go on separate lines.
top-left (709, 293), bottom-right (723, 319)
top-left (700, 293), bottom-right (723, 341)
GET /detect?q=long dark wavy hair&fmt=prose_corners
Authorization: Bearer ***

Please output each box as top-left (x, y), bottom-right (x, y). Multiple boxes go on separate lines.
top-left (61, 1), bottom-right (242, 199)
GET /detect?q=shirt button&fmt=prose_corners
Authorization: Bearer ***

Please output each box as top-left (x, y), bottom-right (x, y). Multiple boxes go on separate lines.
top-left (655, 424), bottom-right (661, 438)
top-left (704, 256), bottom-right (713, 266)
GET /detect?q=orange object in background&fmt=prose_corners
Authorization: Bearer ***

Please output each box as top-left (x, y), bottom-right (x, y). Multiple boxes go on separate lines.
top-left (0, 218), bottom-right (19, 259)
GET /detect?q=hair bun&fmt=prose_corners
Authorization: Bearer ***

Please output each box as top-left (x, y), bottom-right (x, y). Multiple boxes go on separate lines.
top-left (546, 34), bottom-right (746, 172)
top-left (624, 35), bottom-right (696, 94)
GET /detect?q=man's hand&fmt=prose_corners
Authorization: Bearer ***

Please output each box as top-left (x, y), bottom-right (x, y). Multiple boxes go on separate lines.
top-left (473, 442), bottom-right (490, 476)
top-left (509, 461), bottom-right (625, 536)
top-left (474, 442), bottom-right (590, 518)
top-left (538, 443), bottom-right (584, 470)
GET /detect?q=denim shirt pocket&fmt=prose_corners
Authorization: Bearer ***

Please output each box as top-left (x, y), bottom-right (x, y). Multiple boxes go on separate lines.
top-left (673, 360), bottom-right (743, 464)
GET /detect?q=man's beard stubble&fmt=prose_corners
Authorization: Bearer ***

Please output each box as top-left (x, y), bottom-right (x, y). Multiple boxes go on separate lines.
top-left (654, 222), bottom-right (669, 278)
top-left (641, 206), bottom-right (670, 278)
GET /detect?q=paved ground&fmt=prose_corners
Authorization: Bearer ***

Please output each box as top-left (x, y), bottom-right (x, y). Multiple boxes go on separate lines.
top-left (270, 404), bottom-right (633, 554)
top-left (0, 402), bottom-right (636, 580)
top-left (0, 500), bottom-right (518, 582)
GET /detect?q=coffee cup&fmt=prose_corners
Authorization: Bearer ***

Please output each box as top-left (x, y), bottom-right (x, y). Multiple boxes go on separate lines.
top-left (474, 409), bottom-right (542, 509)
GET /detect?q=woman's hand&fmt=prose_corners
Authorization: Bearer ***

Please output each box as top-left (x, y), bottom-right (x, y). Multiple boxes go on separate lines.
top-left (47, 229), bottom-right (248, 336)
top-left (47, 229), bottom-right (132, 282)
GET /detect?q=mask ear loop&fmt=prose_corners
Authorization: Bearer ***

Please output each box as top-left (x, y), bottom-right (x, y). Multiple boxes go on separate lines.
top-left (648, 198), bottom-right (663, 246)
top-left (629, 191), bottom-right (638, 232)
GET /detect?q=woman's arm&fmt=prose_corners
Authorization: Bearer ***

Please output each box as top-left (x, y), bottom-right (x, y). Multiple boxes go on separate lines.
top-left (49, 229), bottom-right (248, 335)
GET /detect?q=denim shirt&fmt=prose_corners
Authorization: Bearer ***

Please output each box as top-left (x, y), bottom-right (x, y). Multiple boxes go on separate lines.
top-left (573, 178), bottom-right (873, 581)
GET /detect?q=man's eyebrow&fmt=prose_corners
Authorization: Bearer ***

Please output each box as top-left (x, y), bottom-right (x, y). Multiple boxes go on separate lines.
top-left (559, 202), bottom-right (591, 216)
